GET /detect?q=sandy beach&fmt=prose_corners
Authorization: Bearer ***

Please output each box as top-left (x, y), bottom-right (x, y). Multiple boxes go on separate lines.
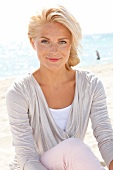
top-left (0, 63), bottom-right (113, 170)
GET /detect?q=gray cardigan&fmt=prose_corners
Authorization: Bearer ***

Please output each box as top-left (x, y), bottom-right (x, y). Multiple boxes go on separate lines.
top-left (6, 70), bottom-right (113, 170)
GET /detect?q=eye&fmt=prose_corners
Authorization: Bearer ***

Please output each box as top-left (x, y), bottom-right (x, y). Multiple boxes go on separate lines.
top-left (41, 39), bottom-right (49, 44)
top-left (59, 40), bottom-right (67, 44)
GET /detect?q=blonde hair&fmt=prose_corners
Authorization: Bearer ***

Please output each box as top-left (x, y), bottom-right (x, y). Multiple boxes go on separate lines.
top-left (28, 5), bottom-right (82, 69)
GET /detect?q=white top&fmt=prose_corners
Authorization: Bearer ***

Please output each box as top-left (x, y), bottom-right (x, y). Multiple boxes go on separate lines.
top-left (50, 105), bottom-right (72, 130)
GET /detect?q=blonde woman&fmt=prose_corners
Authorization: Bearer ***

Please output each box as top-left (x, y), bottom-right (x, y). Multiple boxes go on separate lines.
top-left (6, 5), bottom-right (113, 170)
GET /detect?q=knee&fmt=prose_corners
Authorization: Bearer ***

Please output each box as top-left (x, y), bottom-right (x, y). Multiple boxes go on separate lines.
top-left (59, 138), bottom-right (104, 170)
top-left (59, 138), bottom-right (92, 158)
top-left (60, 138), bottom-right (87, 151)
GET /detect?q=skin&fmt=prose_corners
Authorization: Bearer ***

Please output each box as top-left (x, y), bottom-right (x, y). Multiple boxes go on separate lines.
top-left (109, 160), bottom-right (113, 170)
top-left (30, 22), bottom-right (76, 109)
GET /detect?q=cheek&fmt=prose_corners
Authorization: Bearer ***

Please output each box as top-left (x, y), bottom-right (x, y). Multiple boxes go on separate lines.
top-left (63, 45), bottom-right (71, 57)
top-left (36, 46), bottom-right (50, 59)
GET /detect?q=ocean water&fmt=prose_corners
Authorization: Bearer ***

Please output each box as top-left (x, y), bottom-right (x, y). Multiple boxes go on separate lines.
top-left (0, 33), bottom-right (113, 79)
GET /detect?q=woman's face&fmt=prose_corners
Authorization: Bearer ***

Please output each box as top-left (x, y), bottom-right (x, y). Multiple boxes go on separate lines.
top-left (31, 22), bottom-right (72, 71)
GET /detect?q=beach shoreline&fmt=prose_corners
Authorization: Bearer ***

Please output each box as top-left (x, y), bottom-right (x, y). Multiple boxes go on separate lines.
top-left (0, 63), bottom-right (113, 169)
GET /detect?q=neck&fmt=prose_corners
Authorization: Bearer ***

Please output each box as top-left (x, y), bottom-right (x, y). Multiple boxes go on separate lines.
top-left (33, 66), bottom-right (72, 87)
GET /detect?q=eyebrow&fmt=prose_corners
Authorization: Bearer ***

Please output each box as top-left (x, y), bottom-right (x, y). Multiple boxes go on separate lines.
top-left (40, 37), bottom-right (50, 39)
top-left (40, 36), bottom-right (69, 40)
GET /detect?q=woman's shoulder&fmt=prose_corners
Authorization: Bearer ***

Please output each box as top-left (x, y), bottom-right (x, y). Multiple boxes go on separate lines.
top-left (75, 69), bottom-right (103, 89)
top-left (76, 69), bottom-right (98, 81)
top-left (75, 69), bottom-right (105, 96)
top-left (6, 74), bottom-right (33, 108)
top-left (12, 73), bottom-right (32, 85)
top-left (6, 73), bottom-right (32, 95)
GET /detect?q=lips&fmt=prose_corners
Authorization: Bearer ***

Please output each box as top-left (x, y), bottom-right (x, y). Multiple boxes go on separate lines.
top-left (46, 57), bottom-right (61, 62)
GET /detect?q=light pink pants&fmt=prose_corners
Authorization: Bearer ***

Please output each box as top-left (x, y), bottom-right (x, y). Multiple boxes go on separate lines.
top-left (40, 138), bottom-right (106, 170)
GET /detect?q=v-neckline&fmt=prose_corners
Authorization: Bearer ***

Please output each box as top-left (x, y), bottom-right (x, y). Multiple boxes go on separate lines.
top-left (30, 70), bottom-right (78, 134)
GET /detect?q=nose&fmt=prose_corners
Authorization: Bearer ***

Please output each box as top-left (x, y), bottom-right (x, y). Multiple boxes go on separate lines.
top-left (49, 43), bottom-right (59, 54)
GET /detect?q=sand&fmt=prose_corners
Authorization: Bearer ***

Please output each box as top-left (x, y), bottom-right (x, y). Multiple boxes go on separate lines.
top-left (0, 63), bottom-right (113, 169)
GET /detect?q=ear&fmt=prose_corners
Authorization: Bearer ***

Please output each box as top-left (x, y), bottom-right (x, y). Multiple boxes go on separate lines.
top-left (30, 38), bottom-right (36, 50)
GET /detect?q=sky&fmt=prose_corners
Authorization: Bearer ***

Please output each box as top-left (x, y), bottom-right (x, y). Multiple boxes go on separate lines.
top-left (0, 0), bottom-right (113, 42)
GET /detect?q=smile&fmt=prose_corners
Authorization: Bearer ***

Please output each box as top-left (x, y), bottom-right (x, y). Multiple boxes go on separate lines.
top-left (46, 58), bottom-right (61, 62)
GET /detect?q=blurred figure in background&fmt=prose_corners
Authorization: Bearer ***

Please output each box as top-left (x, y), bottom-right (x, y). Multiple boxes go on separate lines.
top-left (96, 50), bottom-right (101, 60)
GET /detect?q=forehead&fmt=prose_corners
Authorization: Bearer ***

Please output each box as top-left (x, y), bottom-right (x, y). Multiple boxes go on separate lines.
top-left (38, 22), bottom-right (71, 38)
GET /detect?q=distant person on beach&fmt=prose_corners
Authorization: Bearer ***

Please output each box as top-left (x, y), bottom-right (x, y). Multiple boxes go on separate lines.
top-left (96, 50), bottom-right (101, 60)
top-left (6, 5), bottom-right (113, 170)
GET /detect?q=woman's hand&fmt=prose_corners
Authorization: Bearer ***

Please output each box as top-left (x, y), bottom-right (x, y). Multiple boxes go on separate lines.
top-left (109, 160), bottom-right (113, 170)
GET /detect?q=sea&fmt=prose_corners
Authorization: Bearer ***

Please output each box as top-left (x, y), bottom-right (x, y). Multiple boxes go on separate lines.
top-left (0, 32), bottom-right (113, 79)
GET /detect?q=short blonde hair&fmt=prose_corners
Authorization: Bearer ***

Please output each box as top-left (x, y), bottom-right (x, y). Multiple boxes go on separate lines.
top-left (28, 5), bottom-right (82, 69)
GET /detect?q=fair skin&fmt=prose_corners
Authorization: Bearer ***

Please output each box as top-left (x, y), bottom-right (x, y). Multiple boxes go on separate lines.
top-left (30, 22), bottom-right (76, 109)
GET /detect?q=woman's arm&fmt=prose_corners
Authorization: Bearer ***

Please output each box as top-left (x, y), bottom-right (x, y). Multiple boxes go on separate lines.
top-left (6, 80), bottom-right (47, 170)
top-left (90, 78), bottom-right (113, 168)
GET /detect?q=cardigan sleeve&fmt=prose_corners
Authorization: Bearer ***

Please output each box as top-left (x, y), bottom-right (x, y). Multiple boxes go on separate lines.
top-left (90, 77), bottom-right (113, 167)
top-left (6, 79), bottom-right (47, 170)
